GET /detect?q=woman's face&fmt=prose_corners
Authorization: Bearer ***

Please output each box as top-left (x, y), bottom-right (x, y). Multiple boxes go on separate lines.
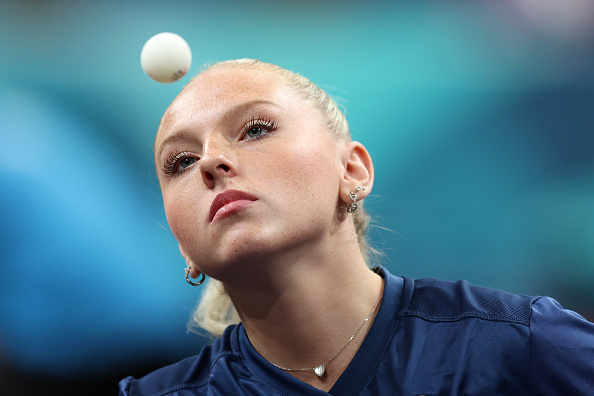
top-left (155, 66), bottom-right (348, 283)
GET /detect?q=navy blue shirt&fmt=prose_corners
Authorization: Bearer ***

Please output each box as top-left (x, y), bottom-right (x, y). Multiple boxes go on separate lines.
top-left (119, 268), bottom-right (594, 395)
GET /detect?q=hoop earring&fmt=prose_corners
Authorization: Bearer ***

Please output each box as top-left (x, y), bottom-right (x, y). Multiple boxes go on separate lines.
top-left (185, 267), bottom-right (205, 286)
top-left (347, 186), bottom-right (366, 213)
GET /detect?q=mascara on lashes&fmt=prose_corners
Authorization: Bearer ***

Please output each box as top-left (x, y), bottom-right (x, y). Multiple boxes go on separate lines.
top-left (162, 150), bottom-right (194, 175)
top-left (162, 116), bottom-right (278, 175)
top-left (241, 116), bottom-right (277, 134)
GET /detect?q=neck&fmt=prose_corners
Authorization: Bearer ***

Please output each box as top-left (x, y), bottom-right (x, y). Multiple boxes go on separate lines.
top-left (224, 240), bottom-right (384, 391)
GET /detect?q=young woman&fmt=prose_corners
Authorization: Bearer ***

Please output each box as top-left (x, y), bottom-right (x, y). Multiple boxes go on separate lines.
top-left (120, 59), bottom-right (594, 395)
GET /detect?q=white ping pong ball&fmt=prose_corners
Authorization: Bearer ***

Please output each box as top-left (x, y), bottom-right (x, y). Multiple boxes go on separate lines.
top-left (140, 32), bottom-right (192, 83)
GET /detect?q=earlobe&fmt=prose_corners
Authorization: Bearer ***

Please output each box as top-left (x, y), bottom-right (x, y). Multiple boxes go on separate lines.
top-left (346, 185), bottom-right (366, 213)
top-left (340, 141), bottom-right (374, 204)
top-left (179, 243), bottom-right (202, 279)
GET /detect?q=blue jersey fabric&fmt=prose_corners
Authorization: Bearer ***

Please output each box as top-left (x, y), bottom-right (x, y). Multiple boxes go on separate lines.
top-left (119, 268), bottom-right (594, 395)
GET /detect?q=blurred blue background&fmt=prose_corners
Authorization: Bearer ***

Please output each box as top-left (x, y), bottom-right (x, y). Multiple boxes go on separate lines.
top-left (1, 0), bottom-right (593, 393)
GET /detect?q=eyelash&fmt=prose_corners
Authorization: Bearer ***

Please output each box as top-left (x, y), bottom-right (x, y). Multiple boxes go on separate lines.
top-left (161, 116), bottom-right (278, 177)
top-left (241, 116), bottom-right (278, 141)
top-left (162, 150), bottom-right (195, 176)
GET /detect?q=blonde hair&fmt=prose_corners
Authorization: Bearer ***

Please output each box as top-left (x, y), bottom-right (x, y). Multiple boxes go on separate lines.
top-left (184, 59), bottom-right (375, 337)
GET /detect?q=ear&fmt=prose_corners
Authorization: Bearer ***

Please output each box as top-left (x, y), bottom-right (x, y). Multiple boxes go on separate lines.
top-left (339, 141), bottom-right (374, 204)
top-left (179, 243), bottom-right (202, 278)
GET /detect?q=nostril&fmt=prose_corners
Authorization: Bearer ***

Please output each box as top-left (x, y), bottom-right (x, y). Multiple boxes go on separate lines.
top-left (218, 164), bottom-right (230, 172)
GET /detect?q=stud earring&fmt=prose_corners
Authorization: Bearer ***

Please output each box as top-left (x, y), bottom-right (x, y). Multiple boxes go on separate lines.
top-left (185, 267), bottom-right (205, 286)
top-left (347, 186), bottom-right (366, 213)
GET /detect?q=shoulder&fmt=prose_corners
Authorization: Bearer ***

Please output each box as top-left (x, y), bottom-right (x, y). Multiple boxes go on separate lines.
top-left (394, 276), bottom-right (594, 393)
top-left (119, 325), bottom-right (243, 396)
top-left (365, 272), bottom-right (543, 393)
top-left (398, 276), bottom-right (538, 326)
top-left (530, 295), bottom-right (594, 347)
top-left (529, 296), bottom-right (594, 394)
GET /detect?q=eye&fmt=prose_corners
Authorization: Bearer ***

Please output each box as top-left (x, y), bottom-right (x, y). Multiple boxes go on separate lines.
top-left (178, 157), bottom-right (196, 171)
top-left (162, 151), bottom-right (198, 176)
top-left (241, 116), bottom-right (277, 141)
top-left (246, 126), bottom-right (265, 139)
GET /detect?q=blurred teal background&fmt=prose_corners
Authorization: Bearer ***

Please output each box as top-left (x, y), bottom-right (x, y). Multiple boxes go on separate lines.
top-left (1, 0), bottom-right (593, 393)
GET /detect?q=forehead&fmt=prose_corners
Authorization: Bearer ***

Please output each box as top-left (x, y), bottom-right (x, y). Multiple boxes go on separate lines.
top-left (156, 66), bottom-right (301, 144)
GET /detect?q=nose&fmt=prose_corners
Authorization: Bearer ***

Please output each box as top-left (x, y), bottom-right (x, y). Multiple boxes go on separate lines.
top-left (199, 138), bottom-right (236, 188)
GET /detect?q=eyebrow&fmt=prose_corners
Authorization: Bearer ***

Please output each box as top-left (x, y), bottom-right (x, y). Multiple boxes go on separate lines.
top-left (155, 99), bottom-right (280, 161)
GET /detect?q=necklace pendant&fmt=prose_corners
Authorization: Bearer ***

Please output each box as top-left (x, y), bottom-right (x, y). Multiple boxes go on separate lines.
top-left (314, 365), bottom-right (325, 377)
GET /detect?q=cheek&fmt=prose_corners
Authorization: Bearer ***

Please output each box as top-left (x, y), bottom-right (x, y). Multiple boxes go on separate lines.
top-left (163, 196), bottom-right (185, 242)
top-left (263, 139), bottom-right (340, 206)
top-left (162, 185), bottom-right (201, 247)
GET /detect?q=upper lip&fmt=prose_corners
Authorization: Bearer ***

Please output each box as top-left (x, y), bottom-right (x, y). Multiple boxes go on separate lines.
top-left (209, 189), bottom-right (258, 222)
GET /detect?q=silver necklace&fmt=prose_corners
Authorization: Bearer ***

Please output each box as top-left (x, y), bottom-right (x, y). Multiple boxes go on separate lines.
top-left (268, 297), bottom-right (382, 377)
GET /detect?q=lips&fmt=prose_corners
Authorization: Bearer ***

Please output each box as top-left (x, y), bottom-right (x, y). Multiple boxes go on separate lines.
top-left (209, 189), bottom-right (258, 223)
